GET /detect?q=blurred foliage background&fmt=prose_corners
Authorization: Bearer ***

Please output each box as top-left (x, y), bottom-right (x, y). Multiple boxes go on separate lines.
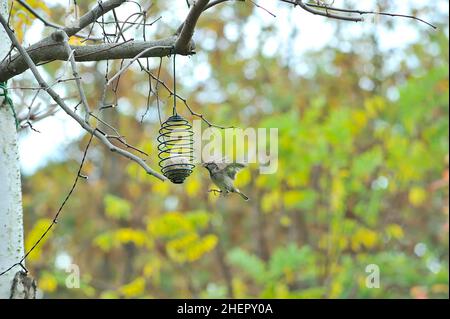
top-left (11, 0), bottom-right (449, 298)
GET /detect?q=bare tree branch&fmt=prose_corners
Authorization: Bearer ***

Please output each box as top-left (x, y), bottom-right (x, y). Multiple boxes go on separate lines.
top-left (0, 38), bottom-right (181, 81)
top-left (0, 14), bottom-right (166, 181)
top-left (175, 0), bottom-right (210, 52)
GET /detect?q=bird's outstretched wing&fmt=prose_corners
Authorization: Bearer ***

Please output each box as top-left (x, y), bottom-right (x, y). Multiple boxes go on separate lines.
top-left (224, 163), bottom-right (246, 180)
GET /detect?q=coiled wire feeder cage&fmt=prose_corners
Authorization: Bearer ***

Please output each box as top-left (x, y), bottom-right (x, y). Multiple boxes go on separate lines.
top-left (157, 114), bottom-right (195, 184)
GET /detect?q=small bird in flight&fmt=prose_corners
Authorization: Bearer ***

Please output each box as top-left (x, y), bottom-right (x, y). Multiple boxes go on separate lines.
top-left (203, 161), bottom-right (249, 201)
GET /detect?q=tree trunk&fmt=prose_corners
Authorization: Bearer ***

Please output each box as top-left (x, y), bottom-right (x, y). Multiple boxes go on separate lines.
top-left (0, 0), bottom-right (26, 299)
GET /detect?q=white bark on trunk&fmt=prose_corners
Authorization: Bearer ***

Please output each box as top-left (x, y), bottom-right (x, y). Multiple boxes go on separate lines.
top-left (0, 0), bottom-right (25, 299)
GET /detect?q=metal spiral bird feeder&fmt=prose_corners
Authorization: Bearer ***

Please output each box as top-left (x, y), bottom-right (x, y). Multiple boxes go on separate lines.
top-left (157, 51), bottom-right (195, 184)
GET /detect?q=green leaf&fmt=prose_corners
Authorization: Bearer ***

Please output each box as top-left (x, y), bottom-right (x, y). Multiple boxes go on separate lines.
top-left (104, 194), bottom-right (131, 220)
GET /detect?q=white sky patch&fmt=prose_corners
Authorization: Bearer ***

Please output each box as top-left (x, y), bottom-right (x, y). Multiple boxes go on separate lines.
top-left (193, 61), bottom-right (211, 82)
top-left (19, 111), bottom-right (83, 175)
top-left (55, 251), bottom-right (72, 270)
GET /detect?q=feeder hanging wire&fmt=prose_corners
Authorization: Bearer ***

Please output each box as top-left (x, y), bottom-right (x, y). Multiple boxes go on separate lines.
top-left (156, 48), bottom-right (195, 184)
top-left (172, 48), bottom-right (177, 116)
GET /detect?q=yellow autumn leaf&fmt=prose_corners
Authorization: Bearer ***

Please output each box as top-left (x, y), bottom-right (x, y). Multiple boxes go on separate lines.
top-left (10, 0), bottom-right (51, 42)
top-left (234, 169), bottom-right (250, 187)
top-left (186, 234), bottom-right (218, 261)
top-left (152, 180), bottom-right (170, 196)
top-left (255, 174), bottom-right (268, 188)
top-left (400, 163), bottom-right (419, 181)
top-left (93, 233), bottom-right (114, 252)
top-left (337, 236), bottom-right (348, 250)
top-left (83, 286), bottom-right (96, 297)
top-left (143, 259), bottom-right (161, 279)
top-left (331, 175), bottom-right (346, 213)
top-left (100, 291), bottom-right (119, 299)
top-left (329, 280), bottom-right (343, 298)
top-left (119, 277), bottom-right (146, 297)
top-left (166, 233), bottom-right (218, 263)
top-left (166, 233), bottom-right (199, 263)
top-left (286, 171), bottom-right (309, 188)
top-left (280, 215), bottom-right (291, 227)
top-left (39, 273), bottom-right (58, 293)
top-left (115, 228), bottom-right (151, 247)
top-left (350, 110), bottom-right (368, 134)
top-left (148, 211), bottom-right (193, 237)
top-left (274, 283), bottom-right (290, 298)
top-left (386, 224), bottom-right (404, 240)
top-left (409, 187), bottom-right (427, 206)
top-left (126, 162), bottom-right (148, 181)
top-left (68, 36), bottom-right (84, 46)
top-left (232, 278), bottom-right (248, 299)
top-left (283, 190), bottom-right (302, 209)
top-left (104, 194), bottom-right (131, 220)
top-left (364, 96), bottom-right (386, 118)
top-left (262, 190), bottom-right (280, 213)
top-left (25, 218), bottom-right (53, 262)
top-left (351, 228), bottom-right (378, 251)
top-left (185, 177), bottom-right (200, 197)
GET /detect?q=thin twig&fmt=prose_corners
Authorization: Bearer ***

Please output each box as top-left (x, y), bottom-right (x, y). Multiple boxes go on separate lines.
top-left (155, 57), bottom-right (163, 124)
top-left (249, 0), bottom-right (276, 17)
top-left (144, 67), bottom-right (231, 129)
top-left (305, 2), bottom-right (437, 29)
top-left (107, 45), bottom-right (172, 85)
top-left (61, 32), bottom-right (91, 121)
top-left (295, 0), bottom-right (363, 22)
top-left (89, 112), bottom-right (149, 156)
top-left (16, 0), bottom-right (104, 39)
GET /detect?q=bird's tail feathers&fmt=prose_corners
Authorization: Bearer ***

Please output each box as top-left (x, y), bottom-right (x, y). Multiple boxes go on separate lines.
top-left (236, 189), bottom-right (249, 201)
